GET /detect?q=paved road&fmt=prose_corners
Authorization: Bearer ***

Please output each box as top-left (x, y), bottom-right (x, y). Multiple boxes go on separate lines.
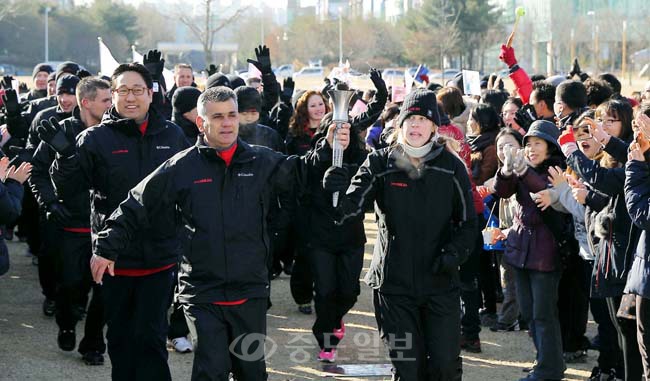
top-left (0, 218), bottom-right (595, 380)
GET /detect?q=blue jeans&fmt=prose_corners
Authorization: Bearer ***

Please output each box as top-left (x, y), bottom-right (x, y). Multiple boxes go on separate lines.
top-left (515, 268), bottom-right (565, 380)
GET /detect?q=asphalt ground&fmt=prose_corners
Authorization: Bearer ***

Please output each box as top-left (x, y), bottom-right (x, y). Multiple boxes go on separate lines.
top-left (0, 216), bottom-right (596, 380)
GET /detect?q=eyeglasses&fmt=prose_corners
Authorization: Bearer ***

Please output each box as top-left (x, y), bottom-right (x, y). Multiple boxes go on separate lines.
top-left (113, 86), bottom-right (147, 96)
top-left (597, 118), bottom-right (620, 125)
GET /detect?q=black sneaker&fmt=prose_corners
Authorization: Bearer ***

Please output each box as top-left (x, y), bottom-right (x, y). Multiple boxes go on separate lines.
top-left (81, 351), bottom-right (104, 366)
top-left (58, 329), bottom-right (76, 351)
top-left (460, 336), bottom-right (481, 353)
top-left (298, 304), bottom-right (312, 315)
top-left (490, 321), bottom-right (518, 332)
top-left (563, 350), bottom-right (588, 363)
top-left (43, 299), bottom-right (56, 317)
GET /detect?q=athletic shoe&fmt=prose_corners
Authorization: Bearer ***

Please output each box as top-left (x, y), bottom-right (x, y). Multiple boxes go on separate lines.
top-left (171, 337), bottom-right (193, 353)
top-left (298, 304), bottom-right (312, 315)
top-left (460, 336), bottom-right (481, 353)
top-left (317, 349), bottom-right (336, 363)
top-left (58, 329), bottom-right (76, 351)
top-left (563, 350), bottom-right (587, 363)
top-left (81, 351), bottom-right (104, 366)
top-left (43, 298), bottom-right (56, 317)
top-left (490, 321), bottom-right (518, 332)
top-left (333, 320), bottom-right (345, 341)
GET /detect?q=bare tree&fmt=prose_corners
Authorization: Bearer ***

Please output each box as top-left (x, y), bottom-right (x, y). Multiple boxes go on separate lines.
top-left (177, 0), bottom-right (249, 63)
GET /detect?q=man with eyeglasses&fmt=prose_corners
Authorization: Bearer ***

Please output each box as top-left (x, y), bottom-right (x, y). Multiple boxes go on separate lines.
top-left (48, 63), bottom-right (189, 380)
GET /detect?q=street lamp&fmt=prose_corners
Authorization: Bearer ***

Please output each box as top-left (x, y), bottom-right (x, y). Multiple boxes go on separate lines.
top-left (587, 10), bottom-right (597, 70)
top-left (44, 6), bottom-right (51, 62)
top-left (338, 7), bottom-right (343, 66)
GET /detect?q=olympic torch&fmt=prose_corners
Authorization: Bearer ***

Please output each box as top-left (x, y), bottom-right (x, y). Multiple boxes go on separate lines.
top-left (327, 87), bottom-right (355, 207)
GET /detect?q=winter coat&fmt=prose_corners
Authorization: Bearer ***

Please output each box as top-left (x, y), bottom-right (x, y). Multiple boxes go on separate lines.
top-left (335, 143), bottom-right (478, 296)
top-left (300, 138), bottom-right (367, 251)
top-left (171, 113), bottom-right (200, 142)
top-left (623, 159), bottom-right (650, 298)
top-left (50, 106), bottom-right (190, 270)
top-left (508, 65), bottom-right (533, 104)
top-left (239, 123), bottom-right (286, 153)
top-left (467, 131), bottom-right (498, 186)
top-left (0, 178), bottom-right (24, 276)
top-left (94, 137), bottom-right (297, 304)
top-left (546, 182), bottom-right (592, 261)
top-left (494, 159), bottom-right (566, 272)
top-left (567, 137), bottom-right (634, 297)
top-left (29, 109), bottom-right (89, 228)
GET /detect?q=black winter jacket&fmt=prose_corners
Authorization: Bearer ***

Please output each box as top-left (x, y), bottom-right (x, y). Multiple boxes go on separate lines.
top-left (239, 123), bottom-right (285, 153)
top-left (94, 137), bottom-right (298, 303)
top-left (301, 139), bottom-right (367, 251)
top-left (335, 144), bottom-right (478, 296)
top-left (567, 136), bottom-right (636, 297)
top-left (50, 106), bottom-right (190, 269)
top-left (171, 113), bottom-right (200, 142)
top-left (30, 109), bottom-right (89, 227)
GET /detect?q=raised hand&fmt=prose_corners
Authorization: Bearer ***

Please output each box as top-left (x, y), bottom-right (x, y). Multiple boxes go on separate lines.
top-left (5, 161), bottom-right (32, 184)
top-left (1, 89), bottom-right (20, 117)
top-left (143, 49), bottom-right (165, 81)
top-left (281, 77), bottom-right (295, 103)
top-left (0, 76), bottom-right (14, 90)
top-left (369, 68), bottom-right (387, 95)
top-left (205, 64), bottom-right (219, 76)
top-left (501, 145), bottom-right (516, 176)
top-left (247, 45), bottom-right (272, 75)
top-left (547, 166), bottom-right (566, 187)
top-left (36, 117), bottom-right (74, 156)
top-left (513, 148), bottom-right (528, 175)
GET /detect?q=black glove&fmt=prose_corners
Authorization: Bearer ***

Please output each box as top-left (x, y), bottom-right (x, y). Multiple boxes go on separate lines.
top-left (7, 146), bottom-right (32, 166)
top-left (514, 104), bottom-right (536, 132)
top-left (36, 117), bottom-right (75, 156)
top-left (1, 89), bottom-right (20, 117)
top-left (369, 68), bottom-right (387, 95)
top-left (18, 82), bottom-right (28, 93)
top-left (205, 64), bottom-right (219, 76)
top-left (281, 77), bottom-right (294, 104)
top-left (322, 166), bottom-right (350, 193)
top-left (46, 202), bottom-right (72, 225)
top-left (143, 49), bottom-right (165, 81)
top-left (321, 78), bottom-right (333, 101)
top-left (569, 58), bottom-right (581, 78)
top-left (76, 69), bottom-right (92, 79)
top-left (247, 45), bottom-right (272, 75)
top-left (0, 76), bottom-right (13, 90)
top-left (434, 246), bottom-right (460, 275)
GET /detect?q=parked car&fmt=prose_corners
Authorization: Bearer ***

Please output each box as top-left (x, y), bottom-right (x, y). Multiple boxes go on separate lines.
top-left (382, 68), bottom-right (405, 85)
top-left (294, 67), bottom-right (324, 78)
top-left (430, 69), bottom-right (461, 80)
top-left (274, 64), bottom-right (294, 78)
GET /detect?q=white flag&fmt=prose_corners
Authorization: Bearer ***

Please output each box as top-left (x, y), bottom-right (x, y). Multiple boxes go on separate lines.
top-left (98, 37), bottom-right (119, 77)
top-left (131, 46), bottom-right (175, 90)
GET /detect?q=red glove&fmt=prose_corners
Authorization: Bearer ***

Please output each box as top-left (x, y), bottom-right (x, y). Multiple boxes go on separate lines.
top-left (499, 44), bottom-right (517, 68)
top-left (558, 128), bottom-right (578, 157)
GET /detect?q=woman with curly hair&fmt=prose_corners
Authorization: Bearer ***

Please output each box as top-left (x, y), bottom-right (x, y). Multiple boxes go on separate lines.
top-left (286, 90), bottom-right (330, 156)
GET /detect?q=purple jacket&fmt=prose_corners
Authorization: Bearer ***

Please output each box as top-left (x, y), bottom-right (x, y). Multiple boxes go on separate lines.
top-left (494, 167), bottom-right (560, 272)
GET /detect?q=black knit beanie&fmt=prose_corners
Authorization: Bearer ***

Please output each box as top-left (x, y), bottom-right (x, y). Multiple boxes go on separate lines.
top-left (205, 73), bottom-right (231, 89)
top-left (234, 86), bottom-right (262, 113)
top-left (32, 63), bottom-right (53, 78)
top-left (227, 74), bottom-right (245, 90)
top-left (172, 86), bottom-right (202, 115)
top-left (56, 74), bottom-right (80, 95)
top-left (55, 61), bottom-right (80, 81)
top-left (397, 89), bottom-right (441, 128)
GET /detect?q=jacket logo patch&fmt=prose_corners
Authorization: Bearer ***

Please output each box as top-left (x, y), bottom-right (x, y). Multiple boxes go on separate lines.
top-left (237, 173), bottom-right (254, 177)
top-left (112, 149), bottom-right (129, 154)
top-left (156, 146), bottom-right (170, 149)
top-left (193, 178), bottom-right (213, 184)
top-left (390, 182), bottom-right (408, 188)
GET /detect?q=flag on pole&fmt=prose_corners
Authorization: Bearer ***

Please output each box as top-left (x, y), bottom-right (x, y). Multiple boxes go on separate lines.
top-left (98, 37), bottom-right (119, 77)
top-left (404, 64), bottom-right (421, 94)
top-left (131, 46), bottom-right (175, 90)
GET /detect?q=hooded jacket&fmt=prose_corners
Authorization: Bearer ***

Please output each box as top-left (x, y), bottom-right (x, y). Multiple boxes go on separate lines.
top-left (50, 106), bottom-right (190, 269)
top-left (334, 142), bottom-right (478, 296)
top-left (94, 137), bottom-right (297, 303)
